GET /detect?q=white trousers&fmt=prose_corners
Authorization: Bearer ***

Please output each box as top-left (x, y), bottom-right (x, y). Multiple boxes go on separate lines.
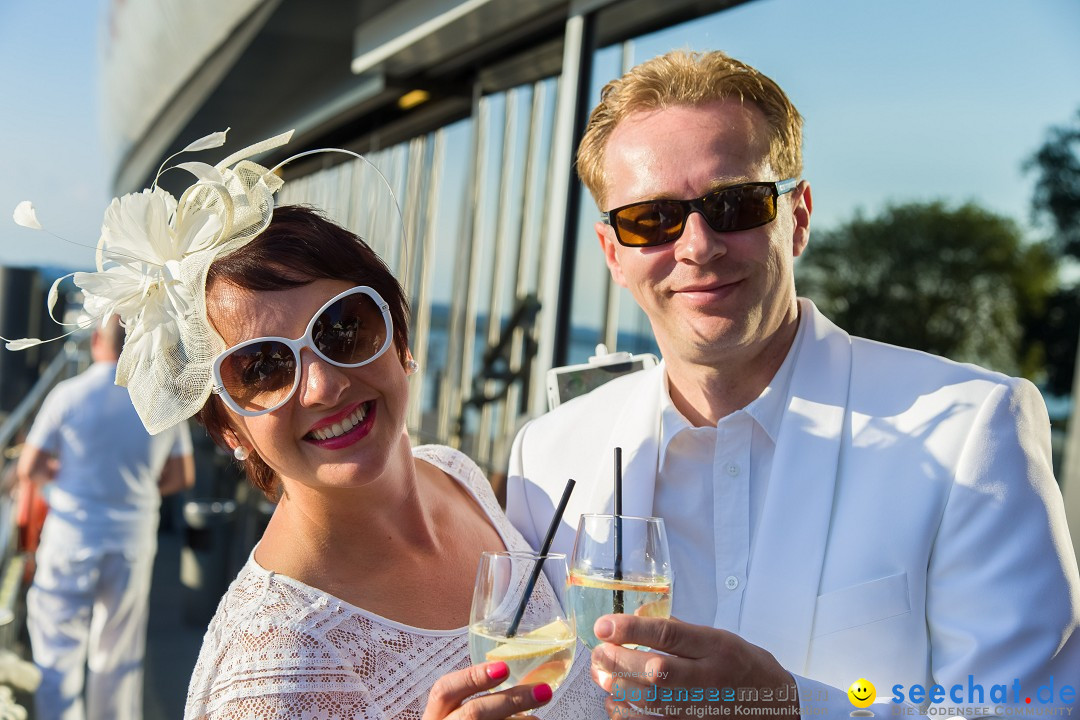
top-left (27, 539), bottom-right (155, 720)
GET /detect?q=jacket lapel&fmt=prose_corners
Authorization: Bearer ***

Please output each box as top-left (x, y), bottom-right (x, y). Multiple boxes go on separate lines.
top-left (739, 299), bottom-right (852, 673)
top-left (586, 363), bottom-right (665, 519)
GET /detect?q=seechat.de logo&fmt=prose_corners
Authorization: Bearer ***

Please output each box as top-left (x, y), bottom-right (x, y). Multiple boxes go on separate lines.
top-left (891, 676), bottom-right (1076, 710)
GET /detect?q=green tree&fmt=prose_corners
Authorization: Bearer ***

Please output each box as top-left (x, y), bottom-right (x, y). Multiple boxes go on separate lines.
top-left (1024, 108), bottom-right (1080, 396)
top-left (1024, 288), bottom-right (1079, 396)
top-left (1026, 108), bottom-right (1080, 259)
top-left (796, 201), bottom-right (1058, 379)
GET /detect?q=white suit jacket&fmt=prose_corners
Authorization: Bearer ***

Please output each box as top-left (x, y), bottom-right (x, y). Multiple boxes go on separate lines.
top-left (507, 299), bottom-right (1080, 716)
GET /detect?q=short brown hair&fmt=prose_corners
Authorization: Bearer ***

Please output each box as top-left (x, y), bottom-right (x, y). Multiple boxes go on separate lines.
top-left (195, 204), bottom-right (411, 499)
top-left (576, 49), bottom-right (804, 208)
top-left (95, 314), bottom-right (126, 357)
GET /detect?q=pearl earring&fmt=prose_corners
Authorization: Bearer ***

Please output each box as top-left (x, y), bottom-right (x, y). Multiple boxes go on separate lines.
top-left (405, 359), bottom-right (419, 376)
top-left (234, 446), bottom-right (249, 461)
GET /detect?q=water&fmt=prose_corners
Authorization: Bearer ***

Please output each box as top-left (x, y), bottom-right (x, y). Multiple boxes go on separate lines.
top-left (468, 619), bottom-right (577, 690)
top-left (567, 572), bottom-right (672, 649)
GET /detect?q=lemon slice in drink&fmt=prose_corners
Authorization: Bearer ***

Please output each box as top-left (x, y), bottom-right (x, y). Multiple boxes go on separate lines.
top-left (484, 619), bottom-right (575, 662)
top-left (567, 574), bottom-right (671, 594)
top-left (634, 597), bottom-right (672, 618)
top-left (520, 659), bottom-right (572, 686)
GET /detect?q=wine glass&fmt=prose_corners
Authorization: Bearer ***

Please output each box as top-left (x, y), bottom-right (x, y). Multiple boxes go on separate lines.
top-left (567, 514), bottom-right (673, 648)
top-left (468, 551), bottom-right (577, 691)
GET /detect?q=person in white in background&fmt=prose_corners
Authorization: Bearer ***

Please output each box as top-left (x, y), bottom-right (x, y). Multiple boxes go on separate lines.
top-left (17, 315), bottom-right (194, 720)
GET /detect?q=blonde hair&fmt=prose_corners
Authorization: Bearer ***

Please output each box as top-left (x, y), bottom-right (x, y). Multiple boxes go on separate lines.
top-left (576, 50), bottom-right (804, 208)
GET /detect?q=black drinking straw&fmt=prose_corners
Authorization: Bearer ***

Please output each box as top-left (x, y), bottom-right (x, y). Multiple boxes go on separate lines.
top-left (507, 478), bottom-right (576, 638)
top-left (613, 447), bottom-right (625, 614)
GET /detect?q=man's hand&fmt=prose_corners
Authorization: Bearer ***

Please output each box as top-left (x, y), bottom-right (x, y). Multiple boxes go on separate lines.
top-left (590, 615), bottom-right (799, 718)
top-left (158, 453), bottom-right (195, 497)
top-left (15, 444), bottom-right (57, 488)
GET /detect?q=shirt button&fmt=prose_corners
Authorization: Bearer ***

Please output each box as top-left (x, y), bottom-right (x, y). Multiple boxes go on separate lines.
top-left (725, 575), bottom-right (739, 590)
top-left (726, 463), bottom-right (740, 476)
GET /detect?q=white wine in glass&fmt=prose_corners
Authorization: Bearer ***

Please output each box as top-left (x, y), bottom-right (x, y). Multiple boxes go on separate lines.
top-left (469, 551), bottom-right (577, 690)
top-left (568, 514), bottom-right (673, 648)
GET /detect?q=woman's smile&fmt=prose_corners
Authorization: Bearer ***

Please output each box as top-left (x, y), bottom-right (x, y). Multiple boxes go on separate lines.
top-left (304, 400), bottom-right (377, 449)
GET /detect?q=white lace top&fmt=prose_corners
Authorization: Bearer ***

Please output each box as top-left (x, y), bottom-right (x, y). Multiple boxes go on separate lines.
top-left (185, 445), bottom-right (607, 719)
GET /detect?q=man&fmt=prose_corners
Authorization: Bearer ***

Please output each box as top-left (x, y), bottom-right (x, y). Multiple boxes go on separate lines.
top-left (17, 316), bottom-right (194, 720)
top-left (506, 50), bottom-right (1079, 717)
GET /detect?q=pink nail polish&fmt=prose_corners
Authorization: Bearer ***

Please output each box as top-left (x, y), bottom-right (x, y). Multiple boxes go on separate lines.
top-left (532, 683), bottom-right (553, 703)
top-left (487, 661), bottom-right (509, 680)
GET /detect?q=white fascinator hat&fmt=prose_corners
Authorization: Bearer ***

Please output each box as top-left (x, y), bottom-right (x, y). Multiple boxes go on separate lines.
top-left (5, 130), bottom-right (405, 434)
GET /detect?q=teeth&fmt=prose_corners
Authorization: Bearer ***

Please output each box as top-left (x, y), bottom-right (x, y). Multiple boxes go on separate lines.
top-left (312, 403), bottom-right (369, 441)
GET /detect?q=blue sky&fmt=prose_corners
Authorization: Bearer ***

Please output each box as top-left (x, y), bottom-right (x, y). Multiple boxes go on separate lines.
top-left (627, 0), bottom-right (1080, 239)
top-left (1, 0), bottom-right (1078, 274)
top-left (0, 0), bottom-right (108, 271)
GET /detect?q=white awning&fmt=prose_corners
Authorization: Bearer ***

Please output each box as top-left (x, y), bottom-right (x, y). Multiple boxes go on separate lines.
top-left (102, 0), bottom-right (271, 189)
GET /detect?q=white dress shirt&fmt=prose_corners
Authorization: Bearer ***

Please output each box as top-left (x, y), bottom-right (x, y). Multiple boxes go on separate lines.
top-left (508, 299), bottom-right (1080, 717)
top-left (653, 313), bottom-right (806, 629)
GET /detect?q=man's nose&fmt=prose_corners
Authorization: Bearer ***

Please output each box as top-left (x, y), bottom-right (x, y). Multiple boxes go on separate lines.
top-left (673, 210), bottom-right (726, 264)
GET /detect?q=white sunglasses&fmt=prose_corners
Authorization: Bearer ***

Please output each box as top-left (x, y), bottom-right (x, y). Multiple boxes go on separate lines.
top-left (211, 285), bottom-right (392, 416)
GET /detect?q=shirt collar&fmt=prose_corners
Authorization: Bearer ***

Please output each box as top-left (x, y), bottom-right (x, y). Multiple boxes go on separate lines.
top-left (659, 384), bottom-right (694, 467)
top-left (659, 307), bottom-right (808, 459)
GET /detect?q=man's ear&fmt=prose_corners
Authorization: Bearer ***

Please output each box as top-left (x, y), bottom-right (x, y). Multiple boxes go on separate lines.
top-left (791, 180), bottom-right (812, 258)
top-left (597, 221), bottom-right (628, 288)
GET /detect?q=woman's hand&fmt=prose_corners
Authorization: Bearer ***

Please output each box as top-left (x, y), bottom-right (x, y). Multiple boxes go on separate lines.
top-left (422, 661), bottom-right (554, 719)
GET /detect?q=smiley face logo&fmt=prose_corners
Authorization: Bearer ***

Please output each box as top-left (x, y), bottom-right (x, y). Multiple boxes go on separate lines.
top-left (848, 678), bottom-right (876, 708)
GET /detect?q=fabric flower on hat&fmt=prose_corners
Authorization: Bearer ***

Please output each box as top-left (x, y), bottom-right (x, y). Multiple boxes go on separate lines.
top-left (76, 187), bottom-right (220, 359)
top-left (5, 129), bottom-right (403, 434)
top-left (5, 129), bottom-right (294, 433)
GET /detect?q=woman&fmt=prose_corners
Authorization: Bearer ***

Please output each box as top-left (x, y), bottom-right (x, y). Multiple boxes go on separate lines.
top-left (9, 132), bottom-right (605, 719)
top-left (183, 205), bottom-right (605, 718)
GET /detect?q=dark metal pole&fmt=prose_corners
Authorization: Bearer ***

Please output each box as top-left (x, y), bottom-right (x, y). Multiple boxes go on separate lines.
top-left (551, 12), bottom-right (597, 368)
